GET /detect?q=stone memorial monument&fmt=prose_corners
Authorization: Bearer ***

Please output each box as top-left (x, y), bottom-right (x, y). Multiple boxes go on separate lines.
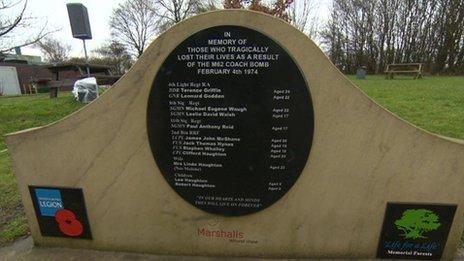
top-left (6, 10), bottom-right (464, 259)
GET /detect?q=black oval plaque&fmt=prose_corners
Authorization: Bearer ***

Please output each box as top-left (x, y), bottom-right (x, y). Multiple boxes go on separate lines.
top-left (147, 26), bottom-right (314, 216)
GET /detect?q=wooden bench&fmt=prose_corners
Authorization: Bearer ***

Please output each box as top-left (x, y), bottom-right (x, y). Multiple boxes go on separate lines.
top-left (385, 63), bottom-right (423, 79)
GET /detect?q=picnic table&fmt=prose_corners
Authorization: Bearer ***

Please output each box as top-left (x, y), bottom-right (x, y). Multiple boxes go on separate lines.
top-left (385, 63), bottom-right (423, 79)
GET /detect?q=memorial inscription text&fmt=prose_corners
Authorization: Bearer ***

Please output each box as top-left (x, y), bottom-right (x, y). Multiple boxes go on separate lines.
top-left (147, 26), bottom-right (314, 216)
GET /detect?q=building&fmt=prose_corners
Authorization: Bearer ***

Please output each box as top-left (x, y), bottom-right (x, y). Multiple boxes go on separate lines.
top-left (0, 51), bottom-right (120, 94)
top-left (0, 54), bottom-right (51, 94)
top-left (43, 63), bottom-right (120, 91)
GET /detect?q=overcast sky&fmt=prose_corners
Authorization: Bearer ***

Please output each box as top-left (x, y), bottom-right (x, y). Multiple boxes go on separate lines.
top-left (21, 0), bottom-right (332, 58)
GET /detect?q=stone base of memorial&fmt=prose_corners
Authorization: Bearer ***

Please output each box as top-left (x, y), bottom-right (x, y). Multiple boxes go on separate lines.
top-left (6, 10), bottom-right (464, 260)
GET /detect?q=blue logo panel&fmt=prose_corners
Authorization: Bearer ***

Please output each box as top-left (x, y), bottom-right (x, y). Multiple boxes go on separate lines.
top-left (34, 188), bottom-right (63, 217)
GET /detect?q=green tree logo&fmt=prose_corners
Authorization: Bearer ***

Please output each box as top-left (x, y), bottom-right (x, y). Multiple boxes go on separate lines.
top-left (395, 209), bottom-right (441, 239)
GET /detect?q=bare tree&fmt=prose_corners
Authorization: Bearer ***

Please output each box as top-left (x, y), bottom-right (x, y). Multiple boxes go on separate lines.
top-left (433, 0), bottom-right (464, 73)
top-left (36, 37), bottom-right (71, 63)
top-left (94, 40), bottom-right (133, 75)
top-left (223, 0), bottom-right (294, 22)
top-left (288, 0), bottom-right (320, 38)
top-left (0, 0), bottom-right (52, 53)
top-left (154, 0), bottom-right (201, 24)
top-left (321, 0), bottom-right (464, 74)
top-left (196, 0), bottom-right (219, 14)
top-left (110, 0), bottom-right (161, 58)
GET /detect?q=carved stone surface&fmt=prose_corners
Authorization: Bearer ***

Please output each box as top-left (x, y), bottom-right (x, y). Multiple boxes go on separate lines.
top-left (6, 10), bottom-right (464, 259)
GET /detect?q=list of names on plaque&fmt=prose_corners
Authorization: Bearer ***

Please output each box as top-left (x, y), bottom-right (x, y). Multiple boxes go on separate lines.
top-left (147, 26), bottom-right (314, 216)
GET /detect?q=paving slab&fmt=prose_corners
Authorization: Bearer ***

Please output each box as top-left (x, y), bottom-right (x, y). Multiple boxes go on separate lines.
top-left (2, 237), bottom-right (464, 260)
top-left (0, 237), bottom-right (260, 261)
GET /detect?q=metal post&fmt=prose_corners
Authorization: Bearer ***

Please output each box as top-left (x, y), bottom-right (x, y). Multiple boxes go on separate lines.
top-left (82, 39), bottom-right (90, 77)
top-left (82, 39), bottom-right (98, 97)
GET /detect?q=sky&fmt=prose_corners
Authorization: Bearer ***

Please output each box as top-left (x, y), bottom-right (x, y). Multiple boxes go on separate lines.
top-left (20, 0), bottom-right (332, 59)
top-left (22, 0), bottom-right (126, 57)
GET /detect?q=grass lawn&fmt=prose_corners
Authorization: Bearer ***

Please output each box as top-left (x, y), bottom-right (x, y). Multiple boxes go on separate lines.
top-left (0, 77), bottom-right (463, 246)
top-left (0, 150), bottom-right (28, 245)
top-left (349, 75), bottom-right (464, 140)
top-left (0, 92), bottom-right (85, 245)
top-left (0, 93), bottom-right (84, 151)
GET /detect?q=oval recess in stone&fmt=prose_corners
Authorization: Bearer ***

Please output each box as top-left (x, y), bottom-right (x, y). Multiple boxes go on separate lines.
top-left (147, 25), bottom-right (314, 216)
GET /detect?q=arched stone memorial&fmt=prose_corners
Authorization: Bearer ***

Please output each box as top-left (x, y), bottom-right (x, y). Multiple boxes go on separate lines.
top-left (6, 10), bottom-right (464, 259)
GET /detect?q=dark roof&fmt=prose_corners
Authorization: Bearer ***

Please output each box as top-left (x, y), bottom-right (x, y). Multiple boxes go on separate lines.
top-left (42, 62), bottom-right (111, 70)
top-left (1, 59), bottom-right (28, 64)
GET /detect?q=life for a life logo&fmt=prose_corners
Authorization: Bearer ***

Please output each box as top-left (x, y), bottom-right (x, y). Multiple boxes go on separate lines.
top-left (395, 209), bottom-right (441, 240)
top-left (29, 186), bottom-right (92, 239)
top-left (377, 203), bottom-right (456, 260)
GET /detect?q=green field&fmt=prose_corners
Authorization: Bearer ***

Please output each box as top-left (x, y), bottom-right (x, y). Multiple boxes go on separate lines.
top-left (0, 93), bottom-right (84, 151)
top-left (0, 76), bottom-right (463, 245)
top-left (0, 150), bottom-right (28, 245)
top-left (0, 93), bottom-right (85, 245)
top-left (350, 75), bottom-right (464, 139)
